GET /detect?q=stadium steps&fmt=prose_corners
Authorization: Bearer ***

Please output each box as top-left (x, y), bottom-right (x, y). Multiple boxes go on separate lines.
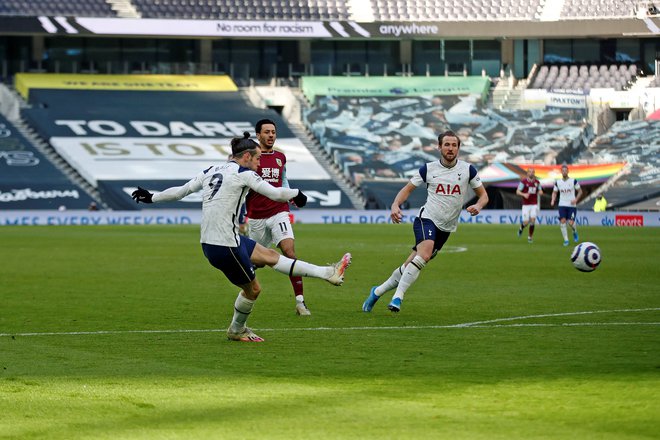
top-left (628, 76), bottom-right (654, 90)
top-left (490, 81), bottom-right (512, 109)
top-left (12, 118), bottom-right (109, 209)
top-left (489, 76), bottom-right (527, 110)
top-left (500, 80), bottom-right (527, 110)
top-left (504, 88), bottom-right (524, 110)
top-left (578, 163), bottom-right (632, 208)
top-left (241, 86), bottom-right (365, 208)
top-left (538, 0), bottom-right (565, 21)
top-left (348, 0), bottom-right (375, 21)
top-left (106, 0), bottom-right (140, 18)
top-left (287, 121), bottom-right (366, 209)
top-left (258, 86), bottom-right (367, 209)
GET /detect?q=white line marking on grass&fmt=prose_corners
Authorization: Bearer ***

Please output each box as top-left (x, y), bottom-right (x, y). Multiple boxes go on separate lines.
top-left (0, 308), bottom-right (658, 338)
top-left (0, 329), bottom-right (227, 337)
top-left (439, 246), bottom-right (467, 254)
top-left (449, 307), bottom-right (660, 328)
top-left (469, 322), bottom-right (660, 328)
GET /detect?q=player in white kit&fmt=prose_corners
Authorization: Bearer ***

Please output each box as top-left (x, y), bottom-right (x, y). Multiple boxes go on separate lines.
top-left (550, 164), bottom-right (583, 246)
top-left (362, 130), bottom-right (488, 313)
top-left (131, 132), bottom-right (351, 342)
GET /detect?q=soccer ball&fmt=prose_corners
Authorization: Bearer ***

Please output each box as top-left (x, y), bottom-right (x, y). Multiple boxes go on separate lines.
top-left (571, 242), bottom-right (601, 272)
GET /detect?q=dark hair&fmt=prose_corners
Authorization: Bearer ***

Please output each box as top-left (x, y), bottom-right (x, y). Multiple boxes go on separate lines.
top-left (231, 131), bottom-right (259, 156)
top-left (255, 118), bottom-right (276, 134)
top-left (438, 130), bottom-right (461, 147)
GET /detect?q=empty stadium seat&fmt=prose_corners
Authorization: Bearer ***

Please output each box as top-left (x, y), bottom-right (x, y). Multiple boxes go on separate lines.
top-left (529, 63), bottom-right (640, 91)
top-left (0, 0), bottom-right (115, 17)
top-left (560, 0), bottom-right (636, 18)
top-left (369, 0), bottom-right (544, 21)
top-left (131, 0), bottom-right (350, 20)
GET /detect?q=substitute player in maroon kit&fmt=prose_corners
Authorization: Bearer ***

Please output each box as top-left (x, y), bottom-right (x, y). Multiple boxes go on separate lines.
top-left (516, 167), bottom-right (543, 243)
top-left (246, 119), bottom-right (311, 315)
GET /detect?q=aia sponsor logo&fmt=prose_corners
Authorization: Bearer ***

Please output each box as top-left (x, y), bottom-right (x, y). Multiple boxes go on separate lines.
top-left (615, 215), bottom-right (643, 227)
top-left (435, 184), bottom-right (461, 195)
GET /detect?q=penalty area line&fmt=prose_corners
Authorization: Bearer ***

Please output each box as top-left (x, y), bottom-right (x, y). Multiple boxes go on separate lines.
top-left (0, 308), bottom-right (658, 338)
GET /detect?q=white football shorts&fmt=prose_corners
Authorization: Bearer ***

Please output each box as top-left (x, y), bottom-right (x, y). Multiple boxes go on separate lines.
top-left (521, 204), bottom-right (539, 222)
top-left (248, 211), bottom-right (294, 247)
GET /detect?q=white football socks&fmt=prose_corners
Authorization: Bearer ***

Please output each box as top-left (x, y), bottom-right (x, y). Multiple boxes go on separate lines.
top-left (272, 256), bottom-right (332, 279)
top-left (560, 223), bottom-right (568, 241)
top-left (229, 293), bottom-right (254, 333)
top-left (374, 264), bottom-right (406, 296)
top-left (392, 255), bottom-right (426, 301)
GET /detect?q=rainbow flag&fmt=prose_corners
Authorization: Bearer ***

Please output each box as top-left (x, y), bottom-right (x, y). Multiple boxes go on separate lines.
top-left (482, 163), bottom-right (627, 187)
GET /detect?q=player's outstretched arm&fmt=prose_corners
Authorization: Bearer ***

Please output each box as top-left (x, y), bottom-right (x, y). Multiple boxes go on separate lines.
top-left (133, 178), bottom-right (202, 204)
top-left (250, 178), bottom-right (300, 203)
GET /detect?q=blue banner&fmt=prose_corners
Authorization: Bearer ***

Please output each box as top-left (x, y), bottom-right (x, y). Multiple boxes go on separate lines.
top-left (0, 114), bottom-right (72, 184)
top-left (0, 183), bottom-right (95, 209)
top-left (22, 90), bottom-right (296, 139)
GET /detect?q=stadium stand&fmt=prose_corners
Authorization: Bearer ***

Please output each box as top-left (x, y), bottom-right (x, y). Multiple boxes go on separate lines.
top-left (0, 0), bottom-right (658, 211)
top-left (304, 91), bottom-right (591, 208)
top-left (560, 0), bottom-right (637, 19)
top-left (17, 81), bottom-right (354, 210)
top-left (578, 119), bottom-right (660, 208)
top-left (528, 64), bottom-right (638, 91)
top-left (132, 0), bottom-right (350, 20)
top-left (593, 120), bottom-right (659, 189)
top-left (0, 0), bottom-right (641, 21)
top-left (0, 113), bottom-right (96, 209)
top-left (0, 0), bottom-right (116, 17)
top-left (368, 0), bottom-right (545, 21)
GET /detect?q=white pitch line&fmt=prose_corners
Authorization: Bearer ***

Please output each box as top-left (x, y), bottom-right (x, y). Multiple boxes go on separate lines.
top-left (449, 307), bottom-right (660, 327)
top-left (0, 308), bottom-right (658, 338)
top-left (469, 322), bottom-right (660, 328)
top-left (0, 329), bottom-right (226, 337)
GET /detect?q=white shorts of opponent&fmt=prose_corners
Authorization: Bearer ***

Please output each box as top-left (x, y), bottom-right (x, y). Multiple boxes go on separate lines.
top-left (521, 204), bottom-right (539, 223)
top-left (247, 211), bottom-right (294, 247)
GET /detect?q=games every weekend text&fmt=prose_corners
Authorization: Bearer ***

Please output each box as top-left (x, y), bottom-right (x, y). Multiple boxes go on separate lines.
top-left (1, 210), bottom-right (657, 227)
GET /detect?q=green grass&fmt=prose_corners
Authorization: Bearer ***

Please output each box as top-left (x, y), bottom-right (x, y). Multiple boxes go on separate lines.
top-left (1, 224), bottom-right (659, 439)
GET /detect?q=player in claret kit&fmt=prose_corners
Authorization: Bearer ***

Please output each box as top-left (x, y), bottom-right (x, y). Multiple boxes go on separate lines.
top-left (246, 118), bottom-right (312, 316)
top-left (131, 132), bottom-right (351, 342)
top-left (516, 167), bottom-right (543, 243)
top-left (362, 130), bottom-right (488, 313)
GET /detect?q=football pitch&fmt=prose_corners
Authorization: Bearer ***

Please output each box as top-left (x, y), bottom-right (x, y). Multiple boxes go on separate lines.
top-left (1, 223), bottom-right (659, 439)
